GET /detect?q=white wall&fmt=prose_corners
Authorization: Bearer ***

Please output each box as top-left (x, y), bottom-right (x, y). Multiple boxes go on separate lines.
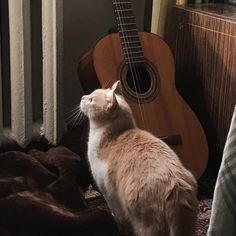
top-left (151, 0), bottom-right (175, 36)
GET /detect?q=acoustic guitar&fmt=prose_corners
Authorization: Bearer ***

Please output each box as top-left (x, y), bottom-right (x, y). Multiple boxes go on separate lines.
top-left (77, 0), bottom-right (208, 179)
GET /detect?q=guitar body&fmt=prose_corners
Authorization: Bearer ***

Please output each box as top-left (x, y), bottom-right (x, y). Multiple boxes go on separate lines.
top-left (78, 32), bottom-right (208, 179)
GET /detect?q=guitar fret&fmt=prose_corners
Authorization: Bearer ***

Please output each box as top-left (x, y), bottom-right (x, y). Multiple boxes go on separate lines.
top-left (117, 16), bottom-right (134, 19)
top-left (113, 0), bottom-right (144, 65)
top-left (121, 29), bottom-right (137, 32)
top-left (120, 35), bottom-right (139, 39)
top-left (125, 59), bottom-right (145, 64)
top-left (121, 40), bottom-right (141, 44)
top-left (125, 58), bottom-right (145, 63)
top-left (118, 23), bottom-right (136, 26)
top-left (115, 9), bottom-right (132, 12)
top-left (124, 52), bottom-right (143, 56)
top-left (123, 46), bottom-right (142, 50)
top-left (120, 31), bottom-right (139, 36)
top-left (113, 1), bottom-right (131, 5)
top-left (125, 55), bottom-right (145, 60)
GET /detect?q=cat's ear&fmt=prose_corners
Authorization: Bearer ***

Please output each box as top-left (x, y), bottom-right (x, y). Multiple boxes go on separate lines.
top-left (106, 90), bottom-right (118, 110)
top-left (111, 80), bottom-right (122, 95)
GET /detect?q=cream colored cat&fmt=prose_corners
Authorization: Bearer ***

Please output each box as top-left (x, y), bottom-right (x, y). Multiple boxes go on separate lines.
top-left (80, 80), bottom-right (198, 236)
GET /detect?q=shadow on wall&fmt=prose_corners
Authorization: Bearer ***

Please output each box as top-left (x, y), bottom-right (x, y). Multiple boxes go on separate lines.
top-left (63, 0), bottom-right (145, 116)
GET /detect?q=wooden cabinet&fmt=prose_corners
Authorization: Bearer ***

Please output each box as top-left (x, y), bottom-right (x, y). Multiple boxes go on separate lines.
top-left (165, 3), bottom-right (236, 174)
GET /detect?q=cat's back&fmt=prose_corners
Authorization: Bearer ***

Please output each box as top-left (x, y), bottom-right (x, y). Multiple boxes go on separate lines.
top-left (100, 128), bottom-right (190, 178)
top-left (101, 128), bottom-right (178, 165)
top-left (100, 127), bottom-right (196, 193)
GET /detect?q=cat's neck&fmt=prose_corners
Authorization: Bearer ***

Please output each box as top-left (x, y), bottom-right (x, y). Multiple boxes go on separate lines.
top-left (90, 112), bottom-right (135, 131)
top-left (89, 109), bottom-right (136, 141)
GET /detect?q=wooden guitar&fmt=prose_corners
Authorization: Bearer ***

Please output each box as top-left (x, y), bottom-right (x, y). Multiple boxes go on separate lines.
top-left (77, 0), bottom-right (208, 179)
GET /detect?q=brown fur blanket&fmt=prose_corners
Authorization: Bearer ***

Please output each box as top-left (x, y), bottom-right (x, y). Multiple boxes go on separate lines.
top-left (0, 147), bottom-right (118, 236)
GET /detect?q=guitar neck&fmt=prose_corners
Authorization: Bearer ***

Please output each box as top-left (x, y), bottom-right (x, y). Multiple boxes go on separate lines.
top-left (112, 0), bottom-right (145, 64)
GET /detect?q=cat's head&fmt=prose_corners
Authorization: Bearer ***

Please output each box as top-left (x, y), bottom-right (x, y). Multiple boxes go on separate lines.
top-left (80, 80), bottom-right (130, 123)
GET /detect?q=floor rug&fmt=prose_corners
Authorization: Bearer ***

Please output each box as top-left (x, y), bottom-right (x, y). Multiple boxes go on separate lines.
top-left (86, 188), bottom-right (212, 235)
top-left (196, 199), bottom-right (212, 236)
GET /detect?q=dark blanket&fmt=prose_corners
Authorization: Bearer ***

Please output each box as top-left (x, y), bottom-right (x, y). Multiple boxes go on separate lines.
top-left (0, 147), bottom-right (118, 236)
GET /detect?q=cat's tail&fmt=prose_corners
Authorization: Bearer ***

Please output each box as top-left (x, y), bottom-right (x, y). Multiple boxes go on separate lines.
top-left (126, 192), bottom-right (170, 236)
top-left (124, 173), bottom-right (198, 236)
top-left (130, 211), bottom-right (169, 236)
top-left (165, 179), bottom-right (198, 236)
top-left (130, 177), bottom-right (198, 236)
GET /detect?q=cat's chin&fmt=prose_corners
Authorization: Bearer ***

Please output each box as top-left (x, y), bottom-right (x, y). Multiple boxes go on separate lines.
top-left (79, 104), bottom-right (87, 116)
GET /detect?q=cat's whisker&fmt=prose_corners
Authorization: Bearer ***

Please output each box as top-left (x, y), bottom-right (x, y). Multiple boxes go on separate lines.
top-left (67, 112), bottom-right (81, 125)
top-left (66, 106), bottom-right (79, 114)
top-left (66, 105), bottom-right (80, 116)
top-left (66, 107), bottom-right (86, 129)
top-left (66, 108), bottom-right (79, 116)
top-left (70, 115), bottom-right (84, 129)
top-left (66, 105), bottom-right (80, 121)
top-left (66, 110), bottom-right (80, 121)
top-left (73, 109), bottom-right (84, 122)
top-left (75, 116), bottom-right (86, 128)
top-left (65, 105), bottom-right (81, 121)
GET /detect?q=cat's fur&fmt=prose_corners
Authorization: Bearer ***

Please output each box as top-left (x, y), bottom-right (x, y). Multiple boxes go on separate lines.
top-left (80, 81), bottom-right (198, 236)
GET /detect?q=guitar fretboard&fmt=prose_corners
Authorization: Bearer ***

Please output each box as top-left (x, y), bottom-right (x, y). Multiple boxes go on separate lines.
top-left (112, 0), bottom-right (145, 65)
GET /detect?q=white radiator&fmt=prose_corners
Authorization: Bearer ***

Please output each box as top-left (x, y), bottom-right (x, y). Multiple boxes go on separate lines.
top-left (0, 0), bottom-right (64, 148)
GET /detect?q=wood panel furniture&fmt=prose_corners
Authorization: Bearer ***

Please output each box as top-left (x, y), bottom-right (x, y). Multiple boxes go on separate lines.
top-left (165, 3), bottom-right (236, 174)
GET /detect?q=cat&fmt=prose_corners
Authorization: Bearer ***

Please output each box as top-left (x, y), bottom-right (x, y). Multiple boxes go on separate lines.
top-left (80, 80), bottom-right (198, 236)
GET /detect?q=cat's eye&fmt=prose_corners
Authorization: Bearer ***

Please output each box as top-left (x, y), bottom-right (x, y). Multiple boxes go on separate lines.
top-left (89, 97), bottom-right (93, 102)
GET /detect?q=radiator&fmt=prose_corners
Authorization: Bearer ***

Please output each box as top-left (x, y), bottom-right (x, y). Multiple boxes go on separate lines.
top-left (0, 0), bottom-right (64, 148)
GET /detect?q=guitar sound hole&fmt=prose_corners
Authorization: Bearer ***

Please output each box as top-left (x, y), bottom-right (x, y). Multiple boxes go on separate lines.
top-left (120, 60), bottom-right (160, 103)
top-left (126, 66), bottom-right (151, 94)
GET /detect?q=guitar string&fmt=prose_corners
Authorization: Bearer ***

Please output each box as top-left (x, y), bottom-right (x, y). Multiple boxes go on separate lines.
top-left (119, 0), bottom-right (145, 95)
top-left (118, 0), bottom-right (148, 130)
top-left (115, 0), bottom-right (147, 129)
top-left (114, 0), bottom-right (144, 111)
top-left (114, 0), bottom-right (145, 128)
